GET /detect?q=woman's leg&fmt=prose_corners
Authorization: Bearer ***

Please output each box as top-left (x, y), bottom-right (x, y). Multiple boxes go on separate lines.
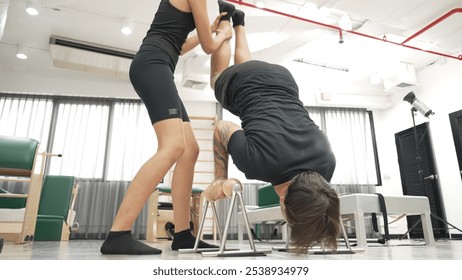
top-left (170, 121), bottom-right (198, 233)
top-left (170, 121), bottom-right (220, 250)
top-left (101, 118), bottom-right (187, 255)
top-left (210, 10), bottom-right (250, 89)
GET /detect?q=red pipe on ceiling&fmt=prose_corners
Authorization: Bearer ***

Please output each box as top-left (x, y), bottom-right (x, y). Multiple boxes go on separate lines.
top-left (401, 8), bottom-right (462, 45)
top-left (228, 0), bottom-right (462, 61)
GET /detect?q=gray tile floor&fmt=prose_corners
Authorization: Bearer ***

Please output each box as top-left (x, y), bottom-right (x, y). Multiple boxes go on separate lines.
top-left (1, 238), bottom-right (461, 260)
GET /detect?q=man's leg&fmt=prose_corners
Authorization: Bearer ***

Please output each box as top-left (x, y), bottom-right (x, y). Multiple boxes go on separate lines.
top-left (210, 20), bottom-right (232, 90)
top-left (210, 9), bottom-right (250, 90)
top-left (232, 10), bottom-right (251, 64)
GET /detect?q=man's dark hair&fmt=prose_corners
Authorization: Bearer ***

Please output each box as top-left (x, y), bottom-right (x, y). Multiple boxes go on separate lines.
top-left (283, 171), bottom-right (340, 253)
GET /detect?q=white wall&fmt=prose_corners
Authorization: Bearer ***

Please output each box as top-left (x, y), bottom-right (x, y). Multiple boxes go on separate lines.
top-left (373, 58), bottom-right (462, 235)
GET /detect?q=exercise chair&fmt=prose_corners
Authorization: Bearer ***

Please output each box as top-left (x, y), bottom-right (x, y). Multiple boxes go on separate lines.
top-left (34, 175), bottom-right (77, 241)
top-left (0, 135), bottom-right (44, 243)
top-left (146, 185), bottom-right (204, 241)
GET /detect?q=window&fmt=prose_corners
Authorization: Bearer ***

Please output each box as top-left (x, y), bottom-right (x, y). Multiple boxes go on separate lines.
top-left (48, 102), bottom-right (110, 179)
top-left (0, 94), bottom-right (158, 181)
top-left (105, 101), bottom-right (156, 181)
top-left (0, 95), bottom-right (53, 148)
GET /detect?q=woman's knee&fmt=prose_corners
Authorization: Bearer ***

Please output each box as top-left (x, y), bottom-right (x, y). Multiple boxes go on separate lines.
top-left (183, 138), bottom-right (199, 163)
top-left (158, 137), bottom-right (186, 162)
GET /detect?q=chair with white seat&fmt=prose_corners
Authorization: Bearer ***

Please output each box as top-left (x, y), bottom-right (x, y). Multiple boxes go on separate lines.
top-left (339, 193), bottom-right (436, 249)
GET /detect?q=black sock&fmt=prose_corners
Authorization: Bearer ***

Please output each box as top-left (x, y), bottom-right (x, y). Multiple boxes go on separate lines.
top-left (218, 0), bottom-right (235, 21)
top-left (100, 230), bottom-right (162, 255)
top-left (171, 229), bottom-right (219, 250)
top-left (232, 10), bottom-right (245, 27)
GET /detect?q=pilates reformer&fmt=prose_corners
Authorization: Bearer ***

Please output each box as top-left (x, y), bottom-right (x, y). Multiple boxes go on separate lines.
top-left (179, 178), bottom-right (272, 257)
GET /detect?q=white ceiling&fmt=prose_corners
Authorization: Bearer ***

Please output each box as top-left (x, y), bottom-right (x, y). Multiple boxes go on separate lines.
top-left (1, 0), bottom-right (461, 103)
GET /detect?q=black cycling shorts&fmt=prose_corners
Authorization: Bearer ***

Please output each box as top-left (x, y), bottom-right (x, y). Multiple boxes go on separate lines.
top-left (129, 46), bottom-right (189, 124)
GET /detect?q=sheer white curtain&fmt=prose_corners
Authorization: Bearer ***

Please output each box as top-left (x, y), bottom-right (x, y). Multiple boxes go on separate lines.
top-left (0, 95), bottom-right (53, 148)
top-left (323, 108), bottom-right (377, 185)
top-left (48, 102), bottom-right (109, 178)
top-left (106, 101), bottom-right (156, 181)
top-left (58, 101), bottom-right (155, 239)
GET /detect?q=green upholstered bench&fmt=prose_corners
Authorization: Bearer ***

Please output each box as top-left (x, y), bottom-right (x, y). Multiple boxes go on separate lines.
top-left (0, 135), bottom-right (44, 243)
top-left (0, 188), bottom-right (27, 209)
top-left (156, 186), bottom-right (204, 196)
top-left (146, 185), bottom-right (204, 241)
top-left (0, 135), bottom-right (40, 177)
top-left (34, 175), bottom-right (76, 241)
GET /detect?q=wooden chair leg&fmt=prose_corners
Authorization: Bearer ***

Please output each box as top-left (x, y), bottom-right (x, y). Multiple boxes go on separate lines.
top-left (146, 190), bottom-right (160, 242)
top-left (190, 192), bottom-right (203, 238)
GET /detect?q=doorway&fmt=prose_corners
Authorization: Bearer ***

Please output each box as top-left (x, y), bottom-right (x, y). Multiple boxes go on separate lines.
top-left (449, 109), bottom-right (462, 182)
top-left (395, 122), bottom-right (448, 239)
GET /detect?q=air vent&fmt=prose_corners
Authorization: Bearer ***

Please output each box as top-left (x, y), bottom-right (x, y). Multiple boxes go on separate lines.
top-left (383, 62), bottom-right (418, 93)
top-left (182, 79), bottom-right (208, 90)
top-left (49, 36), bottom-right (136, 79)
top-left (49, 37), bottom-right (135, 59)
top-left (396, 82), bottom-right (415, 88)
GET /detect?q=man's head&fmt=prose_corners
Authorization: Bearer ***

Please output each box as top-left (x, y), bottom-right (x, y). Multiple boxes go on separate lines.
top-left (282, 171), bottom-right (340, 253)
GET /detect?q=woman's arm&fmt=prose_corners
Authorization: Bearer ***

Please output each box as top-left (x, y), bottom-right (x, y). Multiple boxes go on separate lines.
top-left (180, 12), bottom-right (227, 55)
top-left (188, 0), bottom-right (232, 55)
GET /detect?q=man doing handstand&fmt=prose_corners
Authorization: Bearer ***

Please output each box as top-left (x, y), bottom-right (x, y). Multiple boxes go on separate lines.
top-left (209, 7), bottom-right (340, 253)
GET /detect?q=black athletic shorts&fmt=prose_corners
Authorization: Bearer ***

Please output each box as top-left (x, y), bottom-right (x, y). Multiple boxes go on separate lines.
top-left (129, 45), bottom-right (190, 124)
top-left (227, 129), bottom-right (257, 180)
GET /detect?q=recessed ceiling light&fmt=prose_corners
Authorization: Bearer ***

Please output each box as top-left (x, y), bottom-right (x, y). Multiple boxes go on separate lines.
top-left (25, 0), bottom-right (39, 16)
top-left (254, 0), bottom-right (266, 9)
top-left (16, 45), bottom-right (28, 60)
top-left (338, 14), bottom-right (352, 31)
top-left (121, 18), bottom-right (133, 36)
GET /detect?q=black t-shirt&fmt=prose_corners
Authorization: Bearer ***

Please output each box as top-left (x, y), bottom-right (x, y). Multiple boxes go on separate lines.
top-left (215, 60), bottom-right (336, 185)
top-left (141, 0), bottom-right (195, 66)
